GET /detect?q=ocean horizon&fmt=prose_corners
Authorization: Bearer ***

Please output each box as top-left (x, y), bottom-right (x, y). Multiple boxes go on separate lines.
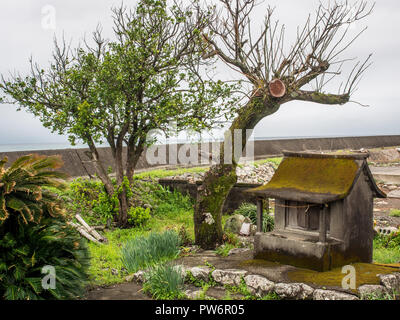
top-left (0, 134), bottom-right (396, 153)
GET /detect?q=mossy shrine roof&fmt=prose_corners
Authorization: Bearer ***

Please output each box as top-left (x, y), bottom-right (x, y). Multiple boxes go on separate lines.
top-left (247, 151), bottom-right (386, 204)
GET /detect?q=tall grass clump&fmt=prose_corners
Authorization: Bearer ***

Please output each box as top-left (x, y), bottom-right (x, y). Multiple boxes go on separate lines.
top-left (121, 230), bottom-right (180, 273)
top-left (143, 264), bottom-right (185, 300)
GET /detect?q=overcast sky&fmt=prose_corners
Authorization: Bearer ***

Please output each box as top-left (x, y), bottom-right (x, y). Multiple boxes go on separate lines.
top-left (0, 0), bottom-right (399, 147)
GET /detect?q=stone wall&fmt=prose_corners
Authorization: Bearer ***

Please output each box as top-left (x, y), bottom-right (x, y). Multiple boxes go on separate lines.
top-left (1, 135), bottom-right (400, 177)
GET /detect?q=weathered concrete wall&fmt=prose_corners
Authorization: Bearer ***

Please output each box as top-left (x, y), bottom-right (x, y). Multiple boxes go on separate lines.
top-left (1, 135), bottom-right (399, 177)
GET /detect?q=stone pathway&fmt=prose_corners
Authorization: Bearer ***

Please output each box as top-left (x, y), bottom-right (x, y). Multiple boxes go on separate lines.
top-left (85, 282), bottom-right (150, 300)
top-left (85, 248), bottom-right (400, 300)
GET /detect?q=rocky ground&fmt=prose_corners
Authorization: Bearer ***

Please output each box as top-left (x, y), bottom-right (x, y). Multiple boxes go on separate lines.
top-left (373, 192), bottom-right (400, 229)
top-left (164, 162), bottom-right (276, 185)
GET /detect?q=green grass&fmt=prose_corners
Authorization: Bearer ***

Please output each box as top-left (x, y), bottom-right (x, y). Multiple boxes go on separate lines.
top-left (86, 184), bottom-right (233, 286)
top-left (121, 230), bottom-right (181, 273)
top-left (389, 209), bottom-right (400, 217)
top-left (361, 291), bottom-right (398, 300)
top-left (260, 292), bottom-right (282, 300)
top-left (142, 264), bottom-right (186, 300)
top-left (87, 210), bottom-right (196, 286)
top-left (373, 234), bottom-right (400, 264)
top-left (254, 157), bottom-right (282, 169)
top-left (87, 228), bottom-right (148, 286)
top-left (373, 246), bottom-right (400, 264)
top-left (134, 166), bottom-right (208, 180)
top-left (233, 202), bottom-right (275, 232)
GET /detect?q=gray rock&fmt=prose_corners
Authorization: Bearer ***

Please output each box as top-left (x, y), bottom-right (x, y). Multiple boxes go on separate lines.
top-left (185, 289), bottom-right (203, 300)
top-left (250, 224), bottom-right (257, 236)
top-left (133, 270), bottom-right (145, 283)
top-left (211, 269), bottom-right (248, 286)
top-left (313, 289), bottom-right (359, 300)
top-left (125, 274), bottom-right (135, 282)
top-left (239, 222), bottom-right (251, 236)
top-left (376, 227), bottom-right (398, 236)
top-left (111, 268), bottom-right (119, 276)
top-left (274, 283), bottom-right (314, 300)
top-left (224, 214), bottom-right (250, 234)
top-left (227, 248), bottom-right (251, 256)
top-left (173, 265), bottom-right (189, 278)
top-left (189, 266), bottom-right (211, 282)
top-left (244, 275), bottom-right (275, 297)
top-left (358, 285), bottom-right (388, 299)
top-left (379, 273), bottom-right (400, 292)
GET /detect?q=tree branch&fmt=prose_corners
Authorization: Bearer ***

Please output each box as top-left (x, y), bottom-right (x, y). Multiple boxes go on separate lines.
top-left (292, 90), bottom-right (349, 105)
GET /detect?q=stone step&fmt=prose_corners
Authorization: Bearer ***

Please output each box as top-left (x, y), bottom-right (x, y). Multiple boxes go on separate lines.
top-left (387, 189), bottom-right (400, 199)
top-left (371, 166), bottom-right (400, 185)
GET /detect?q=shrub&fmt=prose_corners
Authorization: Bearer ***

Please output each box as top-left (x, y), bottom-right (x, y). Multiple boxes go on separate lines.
top-left (374, 230), bottom-right (400, 249)
top-left (66, 178), bottom-right (119, 225)
top-left (234, 202), bottom-right (274, 232)
top-left (0, 155), bottom-right (90, 300)
top-left (178, 225), bottom-right (193, 246)
top-left (121, 230), bottom-right (180, 273)
top-left (152, 188), bottom-right (193, 216)
top-left (142, 264), bottom-right (185, 300)
top-left (128, 206), bottom-right (151, 227)
top-left (222, 232), bottom-right (240, 246)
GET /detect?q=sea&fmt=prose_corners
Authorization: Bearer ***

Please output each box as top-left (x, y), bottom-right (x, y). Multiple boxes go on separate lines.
top-left (0, 134), bottom-right (381, 153)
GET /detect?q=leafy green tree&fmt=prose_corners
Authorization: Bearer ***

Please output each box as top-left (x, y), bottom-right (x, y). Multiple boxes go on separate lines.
top-left (0, 0), bottom-right (237, 226)
top-left (194, 1), bottom-right (374, 248)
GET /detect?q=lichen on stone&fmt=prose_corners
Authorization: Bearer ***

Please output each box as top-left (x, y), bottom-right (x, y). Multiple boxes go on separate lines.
top-left (204, 212), bottom-right (215, 225)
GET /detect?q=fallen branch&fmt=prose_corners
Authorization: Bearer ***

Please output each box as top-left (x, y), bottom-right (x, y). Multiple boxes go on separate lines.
top-left (75, 214), bottom-right (108, 243)
top-left (69, 222), bottom-right (101, 244)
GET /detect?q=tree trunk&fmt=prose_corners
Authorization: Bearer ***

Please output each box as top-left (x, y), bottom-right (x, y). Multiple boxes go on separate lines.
top-left (126, 141), bottom-right (144, 185)
top-left (114, 143), bottom-right (129, 227)
top-left (194, 96), bottom-right (281, 249)
top-left (87, 139), bottom-right (114, 195)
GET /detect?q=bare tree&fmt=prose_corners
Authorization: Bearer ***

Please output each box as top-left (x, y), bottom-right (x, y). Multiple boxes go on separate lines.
top-left (194, 0), bottom-right (374, 249)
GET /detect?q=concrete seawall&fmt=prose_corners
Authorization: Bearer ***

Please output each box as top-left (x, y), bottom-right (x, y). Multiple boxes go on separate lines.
top-left (1, 135), bottom-right (399, 178)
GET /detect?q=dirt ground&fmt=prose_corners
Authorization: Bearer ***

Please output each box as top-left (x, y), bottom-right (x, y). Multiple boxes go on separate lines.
top-left (85, 282), bottom-right (151, 300)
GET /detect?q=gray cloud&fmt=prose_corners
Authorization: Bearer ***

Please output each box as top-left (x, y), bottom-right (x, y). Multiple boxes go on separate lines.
top-left (0, 0), bottom-right (398, 148)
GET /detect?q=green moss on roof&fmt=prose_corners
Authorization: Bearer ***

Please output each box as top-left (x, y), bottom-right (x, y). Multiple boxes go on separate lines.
top-left (252, 156), bottom-right (359, 197)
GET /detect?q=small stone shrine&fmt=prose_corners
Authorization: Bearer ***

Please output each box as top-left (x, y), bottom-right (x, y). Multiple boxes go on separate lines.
top-left (247, 151), bottom-right (386, 271)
